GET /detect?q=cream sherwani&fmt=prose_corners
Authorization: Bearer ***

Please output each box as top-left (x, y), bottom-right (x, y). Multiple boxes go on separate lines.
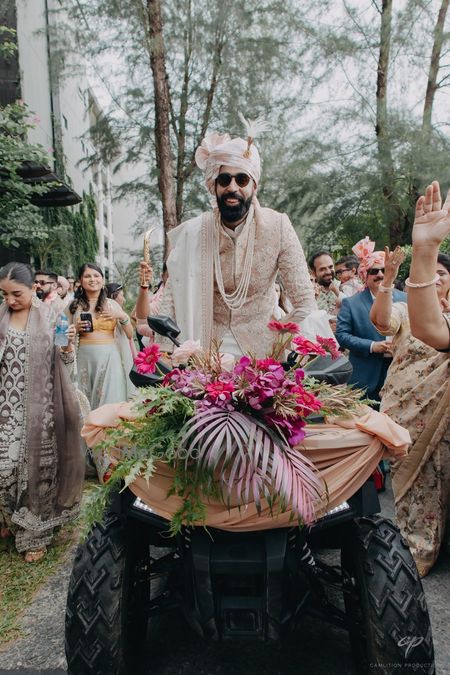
top-left (157, 205), bottom-right (316, 358)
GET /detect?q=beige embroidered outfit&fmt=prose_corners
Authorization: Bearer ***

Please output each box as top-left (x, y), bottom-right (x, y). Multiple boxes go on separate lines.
top-left (379, 302), bottom-right (450, 575)
top-left (158, 206), bottom-right (316, 358)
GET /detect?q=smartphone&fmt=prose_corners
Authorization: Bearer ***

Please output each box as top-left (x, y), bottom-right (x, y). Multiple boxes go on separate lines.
top-left (80, 312), bottom-right (94, 332)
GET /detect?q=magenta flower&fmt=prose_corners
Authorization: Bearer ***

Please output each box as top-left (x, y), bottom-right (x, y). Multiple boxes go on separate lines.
top-left (233, 356), bottom-right (252, 375)
top-left (316, 336), bottom-right (340, 360)
top-left (206, 380), bottom-right (236, 403)
top-left (295, 388), bottom-right (322, 414)
top-left (266, 412), bottom-right (307, 446)
top-left (268, 320), bottom-right (300, 334)
top-left (256, 357), bottom-right (282, 370)
top-left (292, 335), bottom-right (327, 357)
top-left (164, 368), bottom-right (211, 398)
top-left (135, 343), bottom-right (162, 374)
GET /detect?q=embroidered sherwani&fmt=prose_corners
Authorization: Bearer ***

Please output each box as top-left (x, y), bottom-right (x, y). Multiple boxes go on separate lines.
top-left (158, 206), bottom-right (316, 358)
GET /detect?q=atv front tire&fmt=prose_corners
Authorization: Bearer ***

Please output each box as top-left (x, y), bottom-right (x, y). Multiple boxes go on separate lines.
top-left (65, 513), bottom-right (150, 675)
top-left (341, 516), bottom-right (435, 675)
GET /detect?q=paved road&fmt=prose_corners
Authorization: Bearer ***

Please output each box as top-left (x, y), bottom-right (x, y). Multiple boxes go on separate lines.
top-left (0, 482), bottom-right (448, 675)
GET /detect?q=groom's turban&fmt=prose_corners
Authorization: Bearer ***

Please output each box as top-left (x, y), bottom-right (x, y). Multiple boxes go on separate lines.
top-left (195, 133), bottom-right (261, 195)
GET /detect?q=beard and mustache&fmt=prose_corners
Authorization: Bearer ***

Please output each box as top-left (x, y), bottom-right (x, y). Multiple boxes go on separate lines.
top-left (217, 192), bottom-right (253, 223)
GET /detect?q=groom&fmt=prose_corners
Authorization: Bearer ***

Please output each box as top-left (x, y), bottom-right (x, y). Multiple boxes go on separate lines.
top-left (154, 124), bottom-right (316, 358)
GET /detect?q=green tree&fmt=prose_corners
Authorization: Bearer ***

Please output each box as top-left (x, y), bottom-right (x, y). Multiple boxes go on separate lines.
top-left (0, 28), bottom-right (99, 271)
top-left (0, 101), bottom-right (53, 251)
top-left (56, 0), bottom-right (328, 233)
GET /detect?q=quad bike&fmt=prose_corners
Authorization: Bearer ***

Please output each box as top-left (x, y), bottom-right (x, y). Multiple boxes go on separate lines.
top-left (65, 318), bottom-right (435, 675)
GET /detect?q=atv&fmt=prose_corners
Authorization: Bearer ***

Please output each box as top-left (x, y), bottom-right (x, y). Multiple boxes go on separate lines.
top-left (65, 317), bottom-right (435, 675)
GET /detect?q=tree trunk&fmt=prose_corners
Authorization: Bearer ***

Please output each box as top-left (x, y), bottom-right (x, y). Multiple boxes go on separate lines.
top-left (174, 0), bottom-right (192, 224)
top-left (405, 0), bottom-right (450, 245)
top-left (146, 0), bottom-right (177, 236)
top-left (375, 0), bottom-right (403, 247)
top-left (422, 0), bottom-right (449, 135)
top-left (174, 7), bottom-right (225, 223)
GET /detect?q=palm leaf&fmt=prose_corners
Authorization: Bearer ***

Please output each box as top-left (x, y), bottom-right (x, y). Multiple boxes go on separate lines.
top-left (176, 407), bottom-right (323, 524)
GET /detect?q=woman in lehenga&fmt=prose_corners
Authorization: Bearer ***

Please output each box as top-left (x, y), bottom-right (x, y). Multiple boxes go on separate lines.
top-left (0, 263), bottom-right (84, 562)
top-left (67, 263), bottom-right (135, 409)
top-left (370, 247), bottom-right (450, 576)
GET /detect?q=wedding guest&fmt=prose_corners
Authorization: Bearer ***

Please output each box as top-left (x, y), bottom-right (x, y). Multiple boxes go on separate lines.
top-left (336, 238), bottom-right (406, 402)
top-left (334, 255), bottom-right (363, 297)
top-left (0, 262), bottom-right (84, 562)
top-left (34, 270), bottom-right (65, 314)
top-left (371, 246), bottom-right (450, 575)
top-left (106, 282), bottom-right (136, 358)
top-left (66, 263), bottom-right (135, 409)
top-left (407, 180), bottom-right (450, 349)
top-left (57, 275), bottom-right (71, 303)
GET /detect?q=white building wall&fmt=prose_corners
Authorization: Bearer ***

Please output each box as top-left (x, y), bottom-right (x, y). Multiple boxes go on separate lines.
top-left (15, 0), bottom-right (53, 154)
top-left (14, 0), bottom-right (119, 279)
top-left (14, 0), bottom-right (145, 280)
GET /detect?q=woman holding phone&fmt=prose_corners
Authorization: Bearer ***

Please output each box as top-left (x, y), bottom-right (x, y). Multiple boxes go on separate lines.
top-left (0, 262), bottom-right (84, 562)
top-left (67, 263), bottom-right (134, 410)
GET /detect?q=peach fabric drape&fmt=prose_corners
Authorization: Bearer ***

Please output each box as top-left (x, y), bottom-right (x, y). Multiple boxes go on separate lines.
top-left (82, 403), bottom-right (410, 532)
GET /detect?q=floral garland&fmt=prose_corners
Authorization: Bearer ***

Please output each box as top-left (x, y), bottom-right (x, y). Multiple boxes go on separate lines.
top-left (85, 322), bottom-right (364, 536)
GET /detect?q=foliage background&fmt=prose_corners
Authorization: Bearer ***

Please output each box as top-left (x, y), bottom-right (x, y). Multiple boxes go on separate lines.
top-left (56, 0), bottom-right (450, 256)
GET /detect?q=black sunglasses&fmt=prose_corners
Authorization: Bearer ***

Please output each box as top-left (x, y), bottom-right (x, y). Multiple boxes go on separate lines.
top-left (35, 279), bottom-right (52, 285)
top-left (216, 172), bottom-right (251, 188)
top-left (367, 268), bottom-right (384, 275)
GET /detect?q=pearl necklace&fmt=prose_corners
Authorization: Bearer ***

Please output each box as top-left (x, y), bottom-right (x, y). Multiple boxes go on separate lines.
top-left (213, 207), bottom-right (256, 311)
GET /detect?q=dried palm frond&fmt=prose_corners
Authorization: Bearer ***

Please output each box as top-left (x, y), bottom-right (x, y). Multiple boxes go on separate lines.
top-left (176, 407), bottom-right (323, 523)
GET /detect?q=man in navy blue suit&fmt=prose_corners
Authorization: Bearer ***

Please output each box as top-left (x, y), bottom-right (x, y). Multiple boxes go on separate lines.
top-left (336, 259), bottom-right (406, 402)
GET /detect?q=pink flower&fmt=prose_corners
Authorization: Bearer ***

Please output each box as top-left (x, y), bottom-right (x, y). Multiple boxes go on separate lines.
top-left (219, 352), bottom-right (235, 371)
top-left (268, 320), bottom-right (300, 334)
top-left (316, 336), bottom-right (340, 360)
top-left (256, 358), bottom-right (281, 370)
top-left (163, 368), bottom-right (211, 397)
top-left (295, 388), bottom-right (322, 414)
top-left (206, 380), bottom-right (235, 403)
top-left (266, 412), bottom-right (306, 446)
top-left (135, 343), bottom-right (162, 374)
top-left (233, 356), bottom-right (252, 376)
top-left (292, 336), bottom-right (327, 357)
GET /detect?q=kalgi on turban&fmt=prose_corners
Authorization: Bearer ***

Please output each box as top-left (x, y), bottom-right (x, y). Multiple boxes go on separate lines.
top-left (352, 236), bottom-right (385, 283)
top-left (194, 114), bottom-right (268, 196)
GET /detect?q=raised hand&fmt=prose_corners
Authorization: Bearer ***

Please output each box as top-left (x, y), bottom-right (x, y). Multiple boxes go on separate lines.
top-left (383, 245), bottom-right (405, 284)
top-left (413, 180), bottom-right (450, 248)
top-left (139, 261), bottom-right (153, 288)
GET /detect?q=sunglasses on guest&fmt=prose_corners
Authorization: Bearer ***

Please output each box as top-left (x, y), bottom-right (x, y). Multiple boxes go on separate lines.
top-left (367, 268), bottom-right (384, 275)
top-left (35, 279), bottom-right (52, 285)
top-left (216, 172), bottom-right (251, 188)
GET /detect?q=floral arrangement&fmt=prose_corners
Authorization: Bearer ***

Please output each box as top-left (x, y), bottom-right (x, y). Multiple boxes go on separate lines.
top-left (86, 322), bottom-right (364, 536)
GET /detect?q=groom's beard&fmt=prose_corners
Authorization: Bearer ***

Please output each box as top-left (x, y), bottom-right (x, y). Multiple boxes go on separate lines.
top-left (217, 192), bottom-right (252, 223)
